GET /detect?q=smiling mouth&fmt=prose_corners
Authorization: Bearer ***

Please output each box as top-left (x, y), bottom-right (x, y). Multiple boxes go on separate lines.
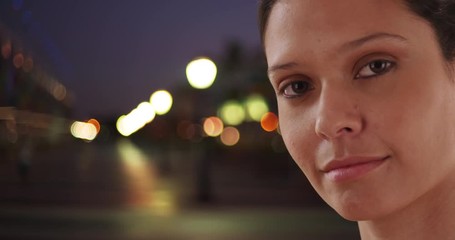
top-left (323, 156), bottom-right (389, 182)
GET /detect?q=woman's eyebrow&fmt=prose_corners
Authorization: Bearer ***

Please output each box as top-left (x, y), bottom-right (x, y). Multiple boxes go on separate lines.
top-left (340, 32), bottom-right (408, 52)
top-left (267, 61), bottom-right (298, 77)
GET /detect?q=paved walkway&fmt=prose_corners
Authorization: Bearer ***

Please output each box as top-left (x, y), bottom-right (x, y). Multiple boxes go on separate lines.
top-left (0, 139), bottom-right (359, 239)
top-left (0, 205), bottom-right (359, 240)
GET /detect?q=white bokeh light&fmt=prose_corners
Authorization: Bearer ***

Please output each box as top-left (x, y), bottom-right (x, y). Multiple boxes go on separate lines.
top-left (186, 57), bottom-right (217, 89)
top-left (150, 90), bottom-right (173, 115)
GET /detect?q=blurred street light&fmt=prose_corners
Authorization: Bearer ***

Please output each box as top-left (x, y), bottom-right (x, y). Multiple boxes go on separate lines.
top-left (218, 100), bottom-right (245, 126)
top-left (150, 90), bottom-right (173, 115)
top-left (244, 94), bottom-right (269, 122)
top-left (71, 121), bottom-right (98, 141)
top-left (136, 102), bottom-right (156, 123)
top-left (87, 118), bottom-right (101, 133)
top-left (186, 57), bottom-right (217, 89)
top-left (116, 102), bottom-right (156, 137)
top-left (261, 112), bottom-right (279, 132)
top-left (220, 127), bottom-right (240, 146)
top-left (203, 116), bottom-right (224, 137)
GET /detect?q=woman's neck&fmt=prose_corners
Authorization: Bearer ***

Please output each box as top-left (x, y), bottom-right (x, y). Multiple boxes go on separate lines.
top-left (358, 175), bottom-right (455, 240)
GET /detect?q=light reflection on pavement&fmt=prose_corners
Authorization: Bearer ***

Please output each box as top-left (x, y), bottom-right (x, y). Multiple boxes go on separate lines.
top-left (117, 139), bottom-right (177, 216)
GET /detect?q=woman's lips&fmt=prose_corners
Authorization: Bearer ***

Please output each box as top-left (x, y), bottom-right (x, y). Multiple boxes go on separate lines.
top-left (322, 156), bottom-right (389, 182)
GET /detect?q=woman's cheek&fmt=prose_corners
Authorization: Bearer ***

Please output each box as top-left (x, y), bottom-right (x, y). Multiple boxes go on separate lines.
top-left (280, 117), bottom-right (315, 172)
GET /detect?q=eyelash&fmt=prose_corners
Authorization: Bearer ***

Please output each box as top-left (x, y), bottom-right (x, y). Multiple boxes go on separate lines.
top-left (355, 59), bottom-right (395, 79)
top-left (280, 79), bottom-right (314, 98)
top-left (279, 59), bottom-right (395, 98)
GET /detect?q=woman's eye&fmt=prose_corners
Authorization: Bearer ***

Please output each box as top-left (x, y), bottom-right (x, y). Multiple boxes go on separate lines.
top-left (282, 81), bottom-right (313, 98)
top-left (355, 60), bottom-right (394, 79)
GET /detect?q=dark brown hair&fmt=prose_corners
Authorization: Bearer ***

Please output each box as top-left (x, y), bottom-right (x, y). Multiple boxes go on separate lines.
top-left (258, 0), bottom-right (455, 61)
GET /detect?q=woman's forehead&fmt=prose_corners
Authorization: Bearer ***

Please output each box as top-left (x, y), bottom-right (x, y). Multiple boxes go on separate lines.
top-left (266, 0), bottom-right (414, 36)
top-left (264, 0), bottom-right (420, 60)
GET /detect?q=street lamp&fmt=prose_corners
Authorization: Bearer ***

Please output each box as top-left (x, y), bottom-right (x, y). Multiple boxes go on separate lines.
top-left (186, 57), bottom-right (217, 89)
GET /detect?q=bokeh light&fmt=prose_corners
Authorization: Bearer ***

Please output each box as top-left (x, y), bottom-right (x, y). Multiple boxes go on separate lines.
top-left (70, 121), bottom-right (97, 141)
top-left (136, 102), bottom-right (156, 123)
top-left (177, 121), bottom-right (194, 140)
top-left (52, 83), bottom-right (67, 101)
top-left (13, 53), bottom-right (24, 69)
top-left (203, 116), bottom-right (224, 137)
top-left (117, 114), bottom-right (142, 137)
top-left (186, 57), bottom-right (217, 89)
top-left (176, 121), bottom-right (203, 142)
top-left (150, 90), bottom-right (173, 115)
top-left (116, 103), bottom-right (156, 137)
top-left (244, 94), bottom-right (269, 122)
top-left (218, 100), bottom-right (245, 126)
top-left (1, 41), bottom-right (12, 59)
top-left (261, 112), bottom-right (279, 132)
top-left (116, 115), bottom-right (130, 137)
top-left (87, 118), bottom-right (101, 133)
top-left (220, 127), bottom-right (240, 146)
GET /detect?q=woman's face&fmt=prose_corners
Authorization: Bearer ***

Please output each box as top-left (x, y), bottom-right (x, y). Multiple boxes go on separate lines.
top-left (265, 0), bottom-right (455, 220)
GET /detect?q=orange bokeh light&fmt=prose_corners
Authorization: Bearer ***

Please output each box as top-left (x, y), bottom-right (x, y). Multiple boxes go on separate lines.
top-left (203, 116), bottom-right (224, 137)
top-left (260, 112), bottom-right (279, 132)
top-left (220, 127), bottom-right (240, 146)
top-left (87, 119), bottom-right (101, 133)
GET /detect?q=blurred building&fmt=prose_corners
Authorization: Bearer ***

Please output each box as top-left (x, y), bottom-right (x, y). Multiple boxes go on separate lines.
top-left (0, 22), bottom-right (74, 158)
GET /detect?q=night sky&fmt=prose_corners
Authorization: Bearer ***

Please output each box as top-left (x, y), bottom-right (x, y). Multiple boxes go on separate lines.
top-left (0, 0), bottom-right (262, 118)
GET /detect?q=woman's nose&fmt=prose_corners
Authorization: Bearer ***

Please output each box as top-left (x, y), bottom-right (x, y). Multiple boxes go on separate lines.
top-left (314, 85), bottom-right (363, 140)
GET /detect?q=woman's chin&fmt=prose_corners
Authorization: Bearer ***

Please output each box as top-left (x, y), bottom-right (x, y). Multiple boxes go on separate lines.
top-left (329, 199), bottom-right (390, 222)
